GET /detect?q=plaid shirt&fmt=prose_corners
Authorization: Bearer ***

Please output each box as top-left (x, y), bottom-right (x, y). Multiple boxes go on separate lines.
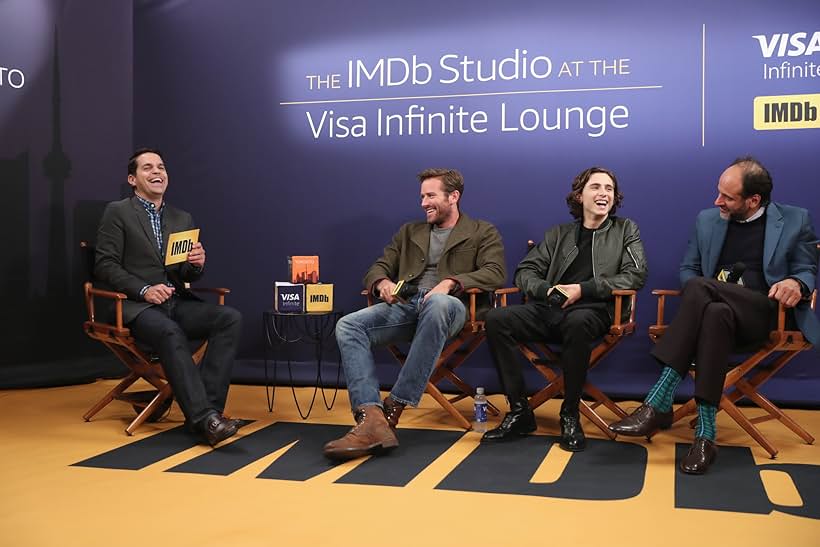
top-left (135, 194), bottom-right (165, 251)
top-left (134, 195), bottom-right (168, 298)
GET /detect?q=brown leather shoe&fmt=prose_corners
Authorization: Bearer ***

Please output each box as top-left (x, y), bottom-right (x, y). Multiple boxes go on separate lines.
top-left (609, 403), bottom-right (673, 437)
top-left (383, 396), bottom-right (405, 429)
top-left (199, 412), bottom-right (238, 447)
top-left (323, 405), bottom-right (399, 461)
top-left (679, 437), bottom-right (718, 474)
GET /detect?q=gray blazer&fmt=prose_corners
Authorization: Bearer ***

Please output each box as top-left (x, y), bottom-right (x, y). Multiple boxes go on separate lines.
top-left (94, 196), bottom-right (203, 324)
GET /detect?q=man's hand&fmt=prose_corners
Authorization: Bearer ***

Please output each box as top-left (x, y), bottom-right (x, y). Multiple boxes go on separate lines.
top-left (144, 284), bottom-right (175, 304)
top-left (423, 279), bottom-right (457, 302)
top-left (187, 242), bottom-right (206, 268)
top-left (768, 278), bottom-right (802, 308)
top-left (376, 279), bottom-right (399, 304)
top-left (549, 283), bottom-right (582, 308)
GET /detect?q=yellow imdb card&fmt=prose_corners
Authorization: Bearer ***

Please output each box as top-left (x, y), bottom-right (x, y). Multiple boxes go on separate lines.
top-left (164, 229), bottom-right (200, 266)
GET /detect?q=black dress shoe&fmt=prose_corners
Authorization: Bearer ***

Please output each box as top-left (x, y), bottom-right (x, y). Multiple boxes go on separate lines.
top-left (481, 399), bottom-right (536, 442)
top-left (223, 415), bottom-right (249, 430)
top-left (679, 437), bottom-right (718, 474)
top-left (609, 403), bottom-right (673, 437)
top-left (200, 413), bottom-right (238, 447)
top-left (559, 410), bottom-right (586, 452)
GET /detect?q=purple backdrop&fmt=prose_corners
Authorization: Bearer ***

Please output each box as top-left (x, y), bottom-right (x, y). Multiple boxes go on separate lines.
top-left (1, 0), bottom-right (817, 403)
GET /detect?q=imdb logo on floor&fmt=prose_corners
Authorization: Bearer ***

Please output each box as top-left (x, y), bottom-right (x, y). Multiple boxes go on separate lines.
top-left (754, 93), bottom-right (820, 130)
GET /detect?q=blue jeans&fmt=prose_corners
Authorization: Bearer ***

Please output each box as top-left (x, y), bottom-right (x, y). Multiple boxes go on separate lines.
top-left (335, 290), bottom-right (467, 410)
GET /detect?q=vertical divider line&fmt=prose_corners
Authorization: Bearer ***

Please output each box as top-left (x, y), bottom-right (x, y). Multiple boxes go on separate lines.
top-left (702, 23), bottom-right (706, 147)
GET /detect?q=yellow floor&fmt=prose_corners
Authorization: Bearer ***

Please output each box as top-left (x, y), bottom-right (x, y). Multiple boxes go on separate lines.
top-left (2, 381), bottom-right (820, 547)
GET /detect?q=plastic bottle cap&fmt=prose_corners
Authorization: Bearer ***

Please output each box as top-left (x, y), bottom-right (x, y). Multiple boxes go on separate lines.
top-left (476, 387), bottom-right (484, 395)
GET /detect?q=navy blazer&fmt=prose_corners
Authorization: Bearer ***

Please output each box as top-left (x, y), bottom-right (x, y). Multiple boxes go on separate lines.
top-left (680, 202), bottom-right (819, 345)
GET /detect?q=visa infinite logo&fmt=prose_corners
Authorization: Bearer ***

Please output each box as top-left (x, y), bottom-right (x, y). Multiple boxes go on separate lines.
top-left (753, 31), bottom-right (820, 58)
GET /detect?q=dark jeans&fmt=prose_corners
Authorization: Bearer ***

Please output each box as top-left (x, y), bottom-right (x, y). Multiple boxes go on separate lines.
top-left (128, 296), bottom-right (242, 424)
top-left (485, 301), bottom-right (610, 412)
top-left (651, 277), bottom-right (776, 406)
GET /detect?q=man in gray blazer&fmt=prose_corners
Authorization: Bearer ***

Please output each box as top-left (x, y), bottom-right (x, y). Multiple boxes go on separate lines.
top-left (95, 148), bottom-right (242, 446)
top-left (610, 156), bottom-right (819, 474)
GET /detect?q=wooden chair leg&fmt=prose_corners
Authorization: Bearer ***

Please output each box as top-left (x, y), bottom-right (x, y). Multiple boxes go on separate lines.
top-left (424, 382), bottom-right (472, 430)
top-left (125, 386), bottom-right (174, 436)
top-left (83, 372), bottom-right (140, 421)
top-left (579, 400), bottom-right (617, 439)
top-left (719, 396), bottom-right (778, 458)
top-left (583, 382), bottom-right (628, 419)
top-left (733, 379), bottom-right (815, 444)
top-left (528, 379), bottom-right (564, 410)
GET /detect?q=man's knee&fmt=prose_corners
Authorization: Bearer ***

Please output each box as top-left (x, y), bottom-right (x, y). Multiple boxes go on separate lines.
top-left (681, 276), bottom-right (714, 297)
top-left (560, 311), bottom-right (605, 341)
top-left (702, 302), bottom-right (733, 326)
top-left (215, 305), bottom-right (242, 330)
top-left (420, 294), bottom-right (465, 335)
top-left (335, 313), bottom-right (358, 340)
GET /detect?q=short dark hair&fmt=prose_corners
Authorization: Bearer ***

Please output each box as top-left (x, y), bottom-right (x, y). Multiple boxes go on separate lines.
top-left (128, 147), bottom-right (164, 176)
top-left (729, 156), bottom-right (773, 205)
top-left (565, 166), bottom-right (623, 219)
top-left (417, 168), bottom-right (464, 207)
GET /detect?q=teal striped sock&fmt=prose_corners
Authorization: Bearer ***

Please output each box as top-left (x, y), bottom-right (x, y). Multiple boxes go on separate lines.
top-left (644, 366), bottom-right (682, 413)
top-left (695, 402), bottom-right (717, 441)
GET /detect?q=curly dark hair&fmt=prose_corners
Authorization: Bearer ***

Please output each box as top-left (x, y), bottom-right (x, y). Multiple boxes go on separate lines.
top-left (565, 166), bottom-right (623, 219)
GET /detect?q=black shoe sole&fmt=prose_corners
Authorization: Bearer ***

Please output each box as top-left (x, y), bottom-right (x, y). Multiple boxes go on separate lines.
top-left (559, 442), bottom-right (586, 452)
top-left (609, 422), bottom-right (672, 437)
top-left (481, 426), bottom-right (537, 443)
top-left (323, 442), bottom-right (396, 461)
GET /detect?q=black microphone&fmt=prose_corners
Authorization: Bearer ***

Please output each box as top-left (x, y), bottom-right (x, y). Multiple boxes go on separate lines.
top-left (391, 280), bottom-right (418, 300)
top-left (727, 262), bottom-right (746, 284)
top-left (397, 283), bottom-right (418, 299)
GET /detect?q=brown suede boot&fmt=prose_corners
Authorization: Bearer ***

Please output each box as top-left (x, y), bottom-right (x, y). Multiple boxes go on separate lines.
top-left (322, 405), bottom-right (399, 461)
top-left (383, 396), bottom-right (405, 429)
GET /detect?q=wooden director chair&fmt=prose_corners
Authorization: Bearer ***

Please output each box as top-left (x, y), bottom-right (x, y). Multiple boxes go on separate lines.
top-left (81, 241), bottom-right (230, 435)
top-left (495, 287), bottom-right (636, 439)
top-left (493, 240), bottom-right (637, 439)
top-left (648, 257), bottom-right (818, 458)
top-left (363, 288), bottom-right (500, 429)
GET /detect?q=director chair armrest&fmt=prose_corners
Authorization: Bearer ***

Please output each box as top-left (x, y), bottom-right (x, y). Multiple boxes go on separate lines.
top-left (611, 289), bottom-right (637, 334)
top-left (650, 286), bottom-right (815, 338)
top-left (189, 286), bottom-right (230, 305)
top-left (84, 282), bottom-right (128, 330)
top-left (493, 287), bottom-right (520, 308)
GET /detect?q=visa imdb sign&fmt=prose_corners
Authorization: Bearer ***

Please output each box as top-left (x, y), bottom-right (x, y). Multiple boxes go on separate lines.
top-left (306, 284), bottom-right (333, 312)
top-left (754, 93), bottom-right (820, 130)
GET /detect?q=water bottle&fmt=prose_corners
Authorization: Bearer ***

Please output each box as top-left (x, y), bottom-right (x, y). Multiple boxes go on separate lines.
top-left (473, 387), bottom-right (488, 433)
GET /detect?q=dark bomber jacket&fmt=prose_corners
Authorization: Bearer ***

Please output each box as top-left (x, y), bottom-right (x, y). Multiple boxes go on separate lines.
top-left (515, 216), bottom-right (648, 320)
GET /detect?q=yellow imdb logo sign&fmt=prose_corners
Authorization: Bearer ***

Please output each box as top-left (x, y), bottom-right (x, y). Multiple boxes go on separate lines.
top-left (754, 93), bottom-right (820, 130)
top-left (306, 283), bottom-right (334, 312)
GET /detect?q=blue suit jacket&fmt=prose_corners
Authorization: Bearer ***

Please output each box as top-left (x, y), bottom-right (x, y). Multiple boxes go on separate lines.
top-left (680, 202), bottom-right (820, 345)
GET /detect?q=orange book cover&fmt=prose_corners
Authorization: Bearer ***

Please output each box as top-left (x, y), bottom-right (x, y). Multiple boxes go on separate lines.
top-left (289, 255), bottom-right (319, 284)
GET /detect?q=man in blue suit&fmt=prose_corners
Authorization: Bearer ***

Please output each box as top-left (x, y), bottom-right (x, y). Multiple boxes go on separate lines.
top-left (610, 157), bottom-right (819, 474)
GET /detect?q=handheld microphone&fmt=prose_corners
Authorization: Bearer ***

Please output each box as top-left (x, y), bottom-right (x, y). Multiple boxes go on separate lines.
top-left (391, 279), bottom-right (418, 300)
top-left (727, 262), bottom-right (746, 284)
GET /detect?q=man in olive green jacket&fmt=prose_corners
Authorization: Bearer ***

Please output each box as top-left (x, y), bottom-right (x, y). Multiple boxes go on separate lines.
top-left (323, 168), bottom-right (506, 461)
